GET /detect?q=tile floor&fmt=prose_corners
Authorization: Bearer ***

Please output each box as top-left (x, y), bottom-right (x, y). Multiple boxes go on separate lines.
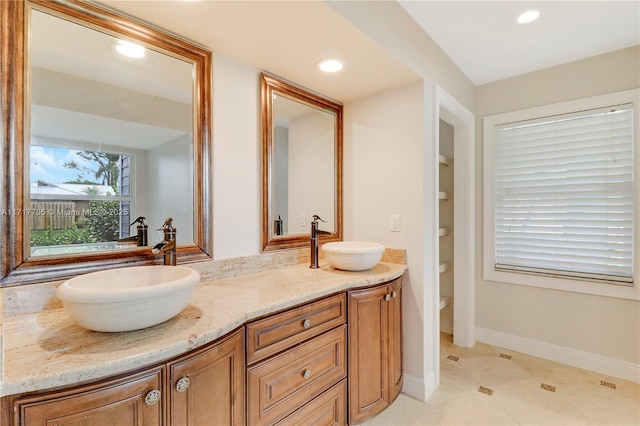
top-left (364, 333), bottom-right (640, 425)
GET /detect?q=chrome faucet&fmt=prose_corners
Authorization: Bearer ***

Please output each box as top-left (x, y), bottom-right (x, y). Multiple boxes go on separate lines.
top-left (151, 217), bottom-right (177, 266)
top-left (310, 215), bottom-right (330, 269)
top-left (116, 216), bottom-right (148, 246)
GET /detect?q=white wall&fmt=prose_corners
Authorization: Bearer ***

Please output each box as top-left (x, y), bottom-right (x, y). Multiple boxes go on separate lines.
top-left (212, 55), bottom-right (262, 259)
top-left (475, 47), bottom-right (640, 374)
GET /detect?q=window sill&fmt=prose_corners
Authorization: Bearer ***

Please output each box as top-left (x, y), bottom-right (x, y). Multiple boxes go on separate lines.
top-left (483, 268), bottom-right (640, 301)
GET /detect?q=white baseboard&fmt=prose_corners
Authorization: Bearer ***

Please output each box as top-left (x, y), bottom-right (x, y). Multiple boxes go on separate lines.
top-left (402, 370), bottom-right (436, 402)
top-left (476, 327), bottom-right (640, 384)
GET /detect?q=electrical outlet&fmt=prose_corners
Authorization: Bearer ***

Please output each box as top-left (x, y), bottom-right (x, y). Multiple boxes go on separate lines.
top-left (390, 214), bottom-right (400, 232)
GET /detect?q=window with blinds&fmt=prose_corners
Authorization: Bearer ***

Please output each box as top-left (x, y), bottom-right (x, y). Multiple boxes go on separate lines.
top-left (492, 104), bottom-right (634, 285)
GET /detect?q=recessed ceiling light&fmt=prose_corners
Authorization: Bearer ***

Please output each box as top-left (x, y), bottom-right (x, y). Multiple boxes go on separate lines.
top-left (317, 58), bottom-right (343, 73)
top-left (517, 9), bottom-right (540, 24)
top-left (115, 40), bottom-right (146, 58)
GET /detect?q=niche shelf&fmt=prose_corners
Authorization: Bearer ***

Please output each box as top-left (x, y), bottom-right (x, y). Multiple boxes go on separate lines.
top-left (439, 262), bottom-right (450, 274)
top-left (438, 154), bottom-right (451, 167)
top-left (439, 296), bottom-right (452, 311)
top-left (438, 191), bottom-right (450, 201)
top-left (439, 227), bottom-right (450, 237)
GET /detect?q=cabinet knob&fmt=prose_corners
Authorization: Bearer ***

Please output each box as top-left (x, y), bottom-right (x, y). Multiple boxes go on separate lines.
top-left (392, 291), bottom-right (397, 298)
top-left (384, 294), bottom-right (391, 301)
top-left (176, 377), bottom-right (190, 393)
top-left (302, 319), bottom-right (311, 329)
top-left (303, 369), bottom-right (312, 379)
top-left (145, 389), bottom-right (161, 405)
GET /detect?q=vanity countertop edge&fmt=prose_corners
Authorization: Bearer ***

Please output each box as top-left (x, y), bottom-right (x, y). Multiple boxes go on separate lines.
top-left (1, 261), bottom-right (406, 397)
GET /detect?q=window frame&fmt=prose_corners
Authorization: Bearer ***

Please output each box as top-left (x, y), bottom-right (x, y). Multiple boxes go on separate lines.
top-left (483, 89), bottom-right (640, 300)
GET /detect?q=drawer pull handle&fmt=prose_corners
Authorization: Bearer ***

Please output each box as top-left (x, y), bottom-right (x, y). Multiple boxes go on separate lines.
top-left (302, 319), bottom-right (311, 329)
top-left (392, 291), bottom-right (397, 298)
top-left (145, 389), bottom-right (161, 405)
top-left (384, 294), bottom-right (391, 301)
top-left (303, 369), bottom-right (312, 379)
top-left (176, 377), bottom-right (190, 392)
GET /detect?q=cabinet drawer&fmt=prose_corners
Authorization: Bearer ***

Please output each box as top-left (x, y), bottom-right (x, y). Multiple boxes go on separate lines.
top-left (246, 293), bottom-right (346, 365)
top-left (247, 325), bottom-right (346, 425)
top-left (274, 379), bottom-right (346, 426)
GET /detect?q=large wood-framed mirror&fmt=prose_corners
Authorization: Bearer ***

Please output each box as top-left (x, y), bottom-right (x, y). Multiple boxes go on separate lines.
top-left (261, 73), bottom-right (342, 251)
top-left (0, 0), bottom-right (212, 285)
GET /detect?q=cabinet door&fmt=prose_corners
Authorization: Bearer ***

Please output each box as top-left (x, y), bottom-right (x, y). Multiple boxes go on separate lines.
top-left (348, 284), bottom-right (390, 423)
top-left (388, 277), bottom-right (404, 402)
top-left (15, 366), bottom-right (164, 426)
top-left (169, 328), bottom-right (245, 426)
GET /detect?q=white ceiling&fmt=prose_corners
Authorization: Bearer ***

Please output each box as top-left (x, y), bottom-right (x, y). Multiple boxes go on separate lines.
top-left (88, 1), bottom-right (640, 99)
top-left (399, 1), bottom-right (640, 85)
top-left (98, 0), bottom-right (421, 103)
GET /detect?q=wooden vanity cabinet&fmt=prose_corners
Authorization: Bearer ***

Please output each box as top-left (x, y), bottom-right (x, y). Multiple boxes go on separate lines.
top-left (5, 276), bottom-right (404, 426)
top-left (7, 328), bottom-right (245, 426)
top-left (168, 328), bottom-right (245, 426)
top-left (347, 277), bottom-right (403, 424)
top-left (10, 365), bottom-right (165, 426)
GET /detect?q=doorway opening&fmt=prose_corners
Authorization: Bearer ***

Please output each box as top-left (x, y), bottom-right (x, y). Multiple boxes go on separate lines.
top-left (434, 86), bottom-right (475, 384)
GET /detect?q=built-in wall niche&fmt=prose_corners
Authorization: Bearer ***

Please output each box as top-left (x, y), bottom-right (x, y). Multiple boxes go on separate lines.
top-left (439, 119), bottom-right (454, 333)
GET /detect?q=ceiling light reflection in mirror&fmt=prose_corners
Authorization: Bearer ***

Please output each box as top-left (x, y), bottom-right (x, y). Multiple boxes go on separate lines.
top-left (28, 9), bottom-right (195, 257)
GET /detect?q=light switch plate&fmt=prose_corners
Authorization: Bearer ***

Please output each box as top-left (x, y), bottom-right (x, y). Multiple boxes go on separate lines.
top-left (390, 214), bottom-right (400, 232)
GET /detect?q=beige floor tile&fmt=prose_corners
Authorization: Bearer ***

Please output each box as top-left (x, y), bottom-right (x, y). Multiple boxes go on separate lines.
top-left (427, 388), bottom-right (518, 425)
top-left (439, 357), bottom-right (480, 393)
top-left (368, 334), bottom-right (639, 426)
top-left (361, 394), bottom-right (439, 426)
top-left (460, 356), bottom-right (535, 390)
top-left (560, 385), bottom-right (640, 425)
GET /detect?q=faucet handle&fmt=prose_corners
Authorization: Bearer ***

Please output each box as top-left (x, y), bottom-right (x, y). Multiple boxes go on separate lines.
top-left (158, 217), bottom-right (174, 230)
top-left (130, 216), bottom-right (146, 227)
top-left (312, 215), bottom-right (326, 223)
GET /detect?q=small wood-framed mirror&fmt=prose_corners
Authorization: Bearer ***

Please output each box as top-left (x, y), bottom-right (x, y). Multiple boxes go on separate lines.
top-left (261, 73), bottom-right (343, 251)
top-left (0, 0), bottom-right (212, 285)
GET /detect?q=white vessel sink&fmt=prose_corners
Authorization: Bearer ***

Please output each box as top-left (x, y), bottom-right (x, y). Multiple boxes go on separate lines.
top-left (322, 241), bottom-right (385, 271)
top-left (56, 265), bottom-right (200, 332)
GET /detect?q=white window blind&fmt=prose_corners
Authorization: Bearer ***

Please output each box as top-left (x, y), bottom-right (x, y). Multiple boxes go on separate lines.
top-left (493, 103), bottom-right (634, 285)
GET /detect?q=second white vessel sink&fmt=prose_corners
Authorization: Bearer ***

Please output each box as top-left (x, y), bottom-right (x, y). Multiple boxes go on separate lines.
top-left (56, 265), bottom-right (200, 332)
top-left (322, 241), bottom-right (385, 271)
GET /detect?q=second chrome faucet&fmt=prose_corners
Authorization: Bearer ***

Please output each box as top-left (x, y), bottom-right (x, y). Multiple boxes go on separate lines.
top-left (310, 215), bottom-right (331, 269)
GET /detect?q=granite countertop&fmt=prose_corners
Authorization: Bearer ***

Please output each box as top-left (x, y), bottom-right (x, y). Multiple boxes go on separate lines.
top-left (1, 261), bottom-right (406, 397)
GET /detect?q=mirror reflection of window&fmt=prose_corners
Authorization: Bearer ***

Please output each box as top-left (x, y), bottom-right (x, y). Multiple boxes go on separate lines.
top-left (29, 145), bottom-right (133, 256)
